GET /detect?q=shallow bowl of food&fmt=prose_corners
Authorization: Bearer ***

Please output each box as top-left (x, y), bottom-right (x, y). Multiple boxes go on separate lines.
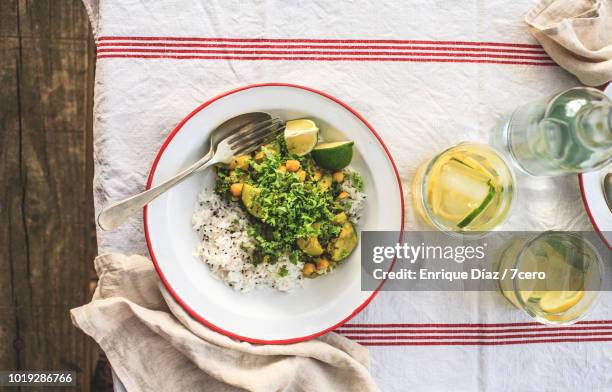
top-left (144, 83), bottom-right (404, 343)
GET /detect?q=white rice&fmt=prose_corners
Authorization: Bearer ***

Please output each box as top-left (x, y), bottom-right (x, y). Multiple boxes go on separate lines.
top-left (342, 168), bottom-right (367, 221)
top-left (192, 171), bottom-right (366, 292)
top-left (192, 190), bottom-right (304, 292)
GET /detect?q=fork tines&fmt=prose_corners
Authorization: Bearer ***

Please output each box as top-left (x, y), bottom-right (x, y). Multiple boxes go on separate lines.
top-left (230, 118), bottom-right (285, 156)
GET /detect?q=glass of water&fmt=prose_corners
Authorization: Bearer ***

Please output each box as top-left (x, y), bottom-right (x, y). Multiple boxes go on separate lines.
top-left (411, 143), bottom-right (515, 234)
top-left (494, 87), bottom-right (612, 176)
top-left (497, 231), bottom-right (603, 325)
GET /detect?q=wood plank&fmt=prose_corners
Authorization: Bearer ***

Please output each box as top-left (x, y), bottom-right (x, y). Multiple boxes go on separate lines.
top-left (0, 7), bottom-right (20, 371)
top-left (0, 0), bottom-right (98, 390)
top-left (0, 0), bottom-right (17, 37)
top-left (49, 0), bottom-right (92, 40)
top-left (16, 0), bottom-right (91, 40)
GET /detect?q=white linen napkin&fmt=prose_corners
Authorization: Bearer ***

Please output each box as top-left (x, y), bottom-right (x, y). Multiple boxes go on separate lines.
top-left (526, 0), bottom-right (612, 86)
top-left (71, 254), bottom-right (378, 392)
top-left (82, 0), bottom-right (612, 390)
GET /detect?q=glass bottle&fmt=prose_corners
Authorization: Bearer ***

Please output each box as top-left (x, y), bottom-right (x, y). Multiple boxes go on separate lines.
top-left (495, 87), bottom-right (612, 176)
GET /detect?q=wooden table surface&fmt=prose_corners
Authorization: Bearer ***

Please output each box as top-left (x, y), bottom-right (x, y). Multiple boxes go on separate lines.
top-left (0, 1), bottom-right (110, 390)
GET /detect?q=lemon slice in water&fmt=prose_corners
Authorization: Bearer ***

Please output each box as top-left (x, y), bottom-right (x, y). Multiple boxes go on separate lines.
top-left (539, 290), bottom-right (584, 314)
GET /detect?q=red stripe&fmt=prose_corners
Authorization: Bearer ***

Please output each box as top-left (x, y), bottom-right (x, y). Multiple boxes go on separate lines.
top-left (96, 48), bottom-right (550, 61)
top-left (97, 36), bottom-right (542, 48)
top-left (335, 325), bottom-right (612, 334)
top-left (340, 320), bottom-right (612, 328)
top-left (358, 338), bottom-right (612, 346)
top-left (97, 42), bottom-right (546, 54)
top-left (96, 54), bottom-right (556, 66)
top-left (343, 331), bottom-right (612, 340)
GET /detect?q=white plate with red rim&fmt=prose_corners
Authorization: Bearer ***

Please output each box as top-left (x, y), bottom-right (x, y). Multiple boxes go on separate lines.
top-left (144, 83), bottom-right (404, 344)
top-left (580, 166), bottom-right (612, 249)
top-left (579, 83), bottom-right (612, 249)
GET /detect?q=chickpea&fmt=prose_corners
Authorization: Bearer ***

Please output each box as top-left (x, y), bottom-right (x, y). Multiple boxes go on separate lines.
top-left (278, 165), bottom-right (287, 173)
top-left (229, 155), bottom-right (250, 170)
top-left (296, 169), bottom-right (307, 182)
top-left (316, 258), bottom-right (330, 271)
top-left (312, 170), bottom-right (322, 181)
top-left (254, 150), bottom-right (266, 162)
top-left (303, 262), bottom-right (316, 276)
top-left (230, 183), bottom-right (244, 197)
top-left (337, 191), bottom-right (349, 200)
top-left (285, 159), bottom-right (301, 172)
top-left (332, 171), bottom-right (345, 183)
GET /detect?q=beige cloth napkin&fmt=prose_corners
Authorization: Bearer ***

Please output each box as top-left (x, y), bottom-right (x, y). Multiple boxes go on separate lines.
top-left (526, 0), bottom-right (612, 86)
top-left (71, 254), bottom-right (378, 392)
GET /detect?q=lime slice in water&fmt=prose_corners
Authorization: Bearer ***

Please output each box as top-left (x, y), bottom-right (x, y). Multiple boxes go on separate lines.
top-left (284, 119), bottom-right (319, 156)
top-left (456, 184), bottom-right (495, 228)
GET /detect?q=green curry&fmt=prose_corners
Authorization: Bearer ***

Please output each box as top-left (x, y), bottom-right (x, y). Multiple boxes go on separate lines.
top-left (214, 135), bottom-right (362, 278)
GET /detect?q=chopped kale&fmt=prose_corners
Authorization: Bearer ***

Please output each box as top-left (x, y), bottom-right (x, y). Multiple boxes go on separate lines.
top-left (278, 265), bottom-right (289, 277)
top-left (215, 135), bottom-right (363, 266)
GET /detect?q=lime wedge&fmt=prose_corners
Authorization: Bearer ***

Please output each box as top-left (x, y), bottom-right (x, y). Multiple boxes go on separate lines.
top-left (284, 119), bottom-right (319, 156)
top-left (311, 141), bottom-right (354, 170)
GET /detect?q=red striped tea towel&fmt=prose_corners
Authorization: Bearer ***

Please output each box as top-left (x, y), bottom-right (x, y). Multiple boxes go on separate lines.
top-left (83, 0), bottom-right (612, 390)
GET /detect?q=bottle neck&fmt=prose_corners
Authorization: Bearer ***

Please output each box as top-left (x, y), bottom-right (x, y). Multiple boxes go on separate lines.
top-left (576, 102), bottom-right (612, 150)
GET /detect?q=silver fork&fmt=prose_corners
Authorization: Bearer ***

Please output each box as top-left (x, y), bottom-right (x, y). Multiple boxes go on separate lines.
top-left (97, 116), bottom-right (285, 230)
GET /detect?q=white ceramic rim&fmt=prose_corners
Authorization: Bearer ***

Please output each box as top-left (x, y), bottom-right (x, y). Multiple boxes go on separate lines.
top-left (579, 83), bottom-right (611, 249)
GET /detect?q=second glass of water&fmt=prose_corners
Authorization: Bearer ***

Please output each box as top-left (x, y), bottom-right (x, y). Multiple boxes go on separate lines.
top-left (497, 231), bottom-right (603, 325)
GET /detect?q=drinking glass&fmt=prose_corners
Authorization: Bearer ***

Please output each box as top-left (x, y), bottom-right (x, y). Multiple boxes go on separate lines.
top-left (497, 231), bottom-right (603, 325)
top-left (411, 142), bottom-right (515, 234)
